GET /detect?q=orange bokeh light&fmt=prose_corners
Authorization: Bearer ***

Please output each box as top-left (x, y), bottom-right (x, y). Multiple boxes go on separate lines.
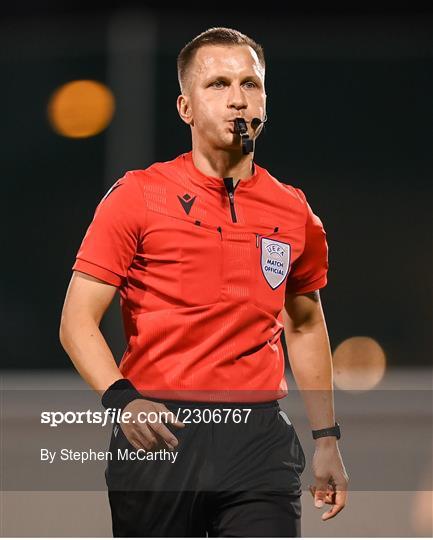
top-left (48, 80), bottom-right (115, 138)
top-left (333, 336), bottom-right (387, 391)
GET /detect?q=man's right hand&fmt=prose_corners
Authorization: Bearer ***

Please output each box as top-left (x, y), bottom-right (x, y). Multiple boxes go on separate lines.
top-left (120, 399), bottom-right (185, 451)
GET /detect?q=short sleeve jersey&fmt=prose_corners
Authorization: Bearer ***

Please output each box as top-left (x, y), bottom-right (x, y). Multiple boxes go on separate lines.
top-left (73, 151), bottom-right (328, 401)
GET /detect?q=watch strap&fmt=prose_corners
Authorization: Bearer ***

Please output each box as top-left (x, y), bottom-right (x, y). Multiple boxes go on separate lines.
top-left (312, 422), bottom-right (341, 440)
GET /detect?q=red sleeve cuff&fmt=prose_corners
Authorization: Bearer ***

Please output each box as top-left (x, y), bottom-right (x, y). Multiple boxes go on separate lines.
top-left (72, 259), bottom-right (123, 287)
top-left (287, 274), bottom-right (328, 295)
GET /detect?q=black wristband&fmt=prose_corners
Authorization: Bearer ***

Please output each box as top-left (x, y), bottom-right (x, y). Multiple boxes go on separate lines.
top-left (101, 378), bottom-right (144, 412)
top-left (312, 422), bottom-right (341, 440)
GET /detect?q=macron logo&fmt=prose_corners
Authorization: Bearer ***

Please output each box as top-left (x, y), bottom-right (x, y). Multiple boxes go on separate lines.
top-left (178, 193), bottom-right (197, 215)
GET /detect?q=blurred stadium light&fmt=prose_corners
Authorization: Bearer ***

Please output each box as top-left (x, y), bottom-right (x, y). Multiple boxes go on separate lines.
top-left (333, 336), bottom-right (387, 391)
top-left (47, 79), bottom-right (115, 138)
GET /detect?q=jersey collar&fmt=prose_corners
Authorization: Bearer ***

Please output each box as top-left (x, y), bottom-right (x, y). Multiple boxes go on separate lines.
top-left (182, 150), bottom-right (261, 189)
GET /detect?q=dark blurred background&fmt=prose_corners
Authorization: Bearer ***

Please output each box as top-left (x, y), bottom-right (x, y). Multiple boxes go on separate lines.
top-left (1, 6), bottom-right (431, 369)
top-left (1, 7), bottom-right (432, 538)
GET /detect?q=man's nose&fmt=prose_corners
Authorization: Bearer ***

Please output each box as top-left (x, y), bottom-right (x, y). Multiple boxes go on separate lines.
top-left (227, 84), bottom-right (247, 109)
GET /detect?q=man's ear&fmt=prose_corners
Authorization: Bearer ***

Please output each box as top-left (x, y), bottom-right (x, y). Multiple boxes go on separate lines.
top-left (177, 95), bottom-right (193, 126)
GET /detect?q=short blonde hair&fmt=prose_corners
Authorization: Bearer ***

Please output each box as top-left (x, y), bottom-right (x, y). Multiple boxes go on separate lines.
top-left (177, 27), bottom-right (266, 93)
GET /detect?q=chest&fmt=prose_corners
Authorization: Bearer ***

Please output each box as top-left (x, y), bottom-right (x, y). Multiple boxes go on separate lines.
top-left (135, 182), bottom-right (306, 314)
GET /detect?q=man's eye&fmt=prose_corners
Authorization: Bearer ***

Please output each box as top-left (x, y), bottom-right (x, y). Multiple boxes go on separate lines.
top-left (243, 81), bottom-right (257, 89)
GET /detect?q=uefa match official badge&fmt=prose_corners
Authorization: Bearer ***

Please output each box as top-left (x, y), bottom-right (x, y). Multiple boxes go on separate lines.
top-left (260, 238), bottom-right (291, 289)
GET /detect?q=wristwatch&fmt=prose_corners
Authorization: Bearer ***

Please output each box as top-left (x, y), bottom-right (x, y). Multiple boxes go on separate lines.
top-left (312, 422), bottom-right (341, 440)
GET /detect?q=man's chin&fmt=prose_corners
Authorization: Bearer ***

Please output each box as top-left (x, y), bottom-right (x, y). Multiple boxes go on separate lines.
top-left (219, 133), bottom-right (243, 151)
top-left (200, 132), bottom-right (245, 153)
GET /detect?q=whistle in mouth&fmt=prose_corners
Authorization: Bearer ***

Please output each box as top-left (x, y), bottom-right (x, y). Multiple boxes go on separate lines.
top-left (233, 118), bottom-right (254, 154)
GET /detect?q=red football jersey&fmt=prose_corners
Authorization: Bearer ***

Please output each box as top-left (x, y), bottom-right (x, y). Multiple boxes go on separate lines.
top-left (72, 151), bottom-right (328, 401)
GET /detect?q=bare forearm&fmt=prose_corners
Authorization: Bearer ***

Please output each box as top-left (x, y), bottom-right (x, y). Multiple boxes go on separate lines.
top-left (59, 317), bottom-right (123, 396)
top-left (283, 313), bottom-right (336, 434)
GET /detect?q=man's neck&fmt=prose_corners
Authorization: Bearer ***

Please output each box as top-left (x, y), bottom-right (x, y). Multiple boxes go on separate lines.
top-left (191, 147), bottom-right (254, 183)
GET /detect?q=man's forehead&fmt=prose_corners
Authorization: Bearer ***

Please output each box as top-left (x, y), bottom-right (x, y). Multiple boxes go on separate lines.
top-left (192, 45), bottom-right (264, 78)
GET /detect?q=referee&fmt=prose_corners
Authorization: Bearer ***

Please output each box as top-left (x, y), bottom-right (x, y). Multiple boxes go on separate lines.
top-left (60, 27), bottom-right (349, 537)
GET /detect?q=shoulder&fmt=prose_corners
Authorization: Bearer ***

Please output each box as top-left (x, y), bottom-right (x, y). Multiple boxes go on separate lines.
top-left (256, 163), bottom-right (308, 207)
top-left (107, 155), bottom-right (186, 204)
top-left (124, 153), bottom-right (185, 185)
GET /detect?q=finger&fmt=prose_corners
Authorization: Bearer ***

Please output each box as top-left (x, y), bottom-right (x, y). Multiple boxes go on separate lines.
top-left (310, 482), bottom-right (336, 502)
top-left (321, 489), bottom-right (347, 520)
top-left (310, 483), bottom-right (332, 504)
top-left (132, 409), bottom-right (178, 449)
top-left (324, 489), bottom-right (337, 505)
top-left (148, 421), bottom-right (179, 448)
top-left (157, 406), bottom-right (186, 428)
top-left (321, 489), bottom-right (334, 505)
top-left (314, 479), bottom-right (329, 508)
top-left (324, 482), bottom-right (337, 504)
top-left (128, 436), bottom-right (146, 451)
top-left (153, 430), bottom-right (179, 451)
top-left (133, 423), bottom-right (159, 450)
top-left (118, 423), bottom-right (145, 450)
top-left (328, 477), bottom-right (337, 488)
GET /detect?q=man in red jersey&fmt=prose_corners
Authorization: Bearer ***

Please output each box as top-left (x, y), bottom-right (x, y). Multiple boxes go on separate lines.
top-left (60, 27), bottom-right (349, 537)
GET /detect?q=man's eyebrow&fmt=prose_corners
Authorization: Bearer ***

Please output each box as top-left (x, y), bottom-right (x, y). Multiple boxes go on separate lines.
top-left (204, 74), bottom-right (262, 83)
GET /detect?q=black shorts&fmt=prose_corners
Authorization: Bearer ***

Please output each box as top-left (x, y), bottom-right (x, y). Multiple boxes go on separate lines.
top-left (105, 399), bottom-right (306, 537)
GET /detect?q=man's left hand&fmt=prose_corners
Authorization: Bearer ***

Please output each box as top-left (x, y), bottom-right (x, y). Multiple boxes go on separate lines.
top-left (308, 439), bottom-right (349, 521)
